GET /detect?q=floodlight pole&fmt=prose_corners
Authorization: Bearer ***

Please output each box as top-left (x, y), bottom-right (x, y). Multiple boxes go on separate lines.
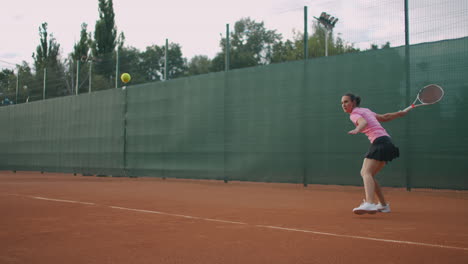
top-left (314, 12), bottom-right (338, 57)
top-left (325, 31), bottom-right (329, 57)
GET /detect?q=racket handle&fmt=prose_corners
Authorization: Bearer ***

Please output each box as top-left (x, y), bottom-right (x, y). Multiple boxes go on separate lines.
top-left (403, 104), bottom-right (415, 112)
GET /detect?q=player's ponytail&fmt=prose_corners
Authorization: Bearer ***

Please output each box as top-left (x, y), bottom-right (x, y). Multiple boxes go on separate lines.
top-left (355, 96), bottom-right (361, 106)
top-left (344, 93), bottom-right (361, 107)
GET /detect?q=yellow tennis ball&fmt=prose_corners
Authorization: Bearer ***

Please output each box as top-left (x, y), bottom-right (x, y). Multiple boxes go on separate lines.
top-left (121, 73), bottom-right (131, 83)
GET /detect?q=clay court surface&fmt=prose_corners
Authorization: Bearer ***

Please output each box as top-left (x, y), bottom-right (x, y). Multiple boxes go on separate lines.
top-left (1, 171), bottom-right (467, 264)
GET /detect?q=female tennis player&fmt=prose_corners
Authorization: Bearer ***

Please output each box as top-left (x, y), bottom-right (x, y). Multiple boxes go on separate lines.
top-left (341, 93), bottom-right (408, 215)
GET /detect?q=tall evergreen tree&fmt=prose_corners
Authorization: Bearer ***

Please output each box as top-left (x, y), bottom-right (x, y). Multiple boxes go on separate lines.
top-left (32, 22), bottom-right (64, 99)
top-left (92, 0), bottom-right (117, 85)
top-left (72, 23), bottom-right (91, 60)
top-left (69, 23), bottom-right (93, 94)
top-left (33, 23), bottom-right (60, 71)
top-left (93, 0), bottom-right (117, 56)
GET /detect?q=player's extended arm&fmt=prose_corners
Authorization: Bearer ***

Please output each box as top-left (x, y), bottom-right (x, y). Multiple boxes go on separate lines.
top-left (348, 117), bottom-right (367, 135)
top-left (376, 111), bottom-right (408, 122)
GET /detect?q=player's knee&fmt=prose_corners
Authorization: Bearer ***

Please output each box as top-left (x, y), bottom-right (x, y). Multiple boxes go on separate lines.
top-left (360, 170), bottom-right (371, 179)
top-left (360, 169), bottom-right (366, 177)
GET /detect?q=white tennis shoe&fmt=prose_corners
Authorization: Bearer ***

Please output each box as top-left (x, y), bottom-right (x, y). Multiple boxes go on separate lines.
top-left (376, 203), bottom-right (391, 213)
top-left (353, 200), bottom-right (378, 215)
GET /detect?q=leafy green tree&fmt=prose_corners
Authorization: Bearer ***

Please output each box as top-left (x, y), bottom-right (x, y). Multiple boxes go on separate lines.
top-left (33, 23), bottom-right (60, 71)
top-left (165, 43), bottom-right (187, 80)
top-left (16, 62), bottom-right (35, 103)
top-left (308, 22), bottom-right (359, 58)
top-left (187, 55), bottom-right (212, 76)
top-left (271, 39), bottom-right (302, 63)
top-left (139, 42), bottom-right (187, 82)
top-left (211, 17), bottom-right (282, 71)
top-left (93, 0), bottom-right (117, 56)
top-left (139, 44), bottom-right (164, 82)
top-left (271, 22), bottom-right (359, 63)
top-left (0, 69), bottom-right (15, 105)
top-left (0, 62), bottom-right (36, 104)
top-left (68, 23), bottom-right (93, 94)
top-left (92, 0), bottom-right (117, 88)
top-left (72, 23), bottom-right (92, 61)
top-left (370, 42), bottom-right (391, 50)
top-left (118, 46), bottom-right (147, 85)
top-left (32, 22), bottom-right (65, 99)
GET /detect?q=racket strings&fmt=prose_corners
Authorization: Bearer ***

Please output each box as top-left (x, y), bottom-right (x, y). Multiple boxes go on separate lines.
top-left (418, 85), bottom-right (444, 104)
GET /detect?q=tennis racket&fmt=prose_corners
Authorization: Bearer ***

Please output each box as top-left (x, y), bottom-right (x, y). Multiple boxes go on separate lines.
top-left (403, 84), bottom-right (444, 112)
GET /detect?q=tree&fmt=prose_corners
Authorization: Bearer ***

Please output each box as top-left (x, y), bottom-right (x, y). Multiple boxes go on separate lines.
top-left (165, 43), bottom-right (187, 79)
top-left (270, 22), bottom-right (360, 63)
top-left (370, 42), bottom-right (391, 50)
top-left (211, 17), bottom-right (282, 71)
top-left (16, 62), bottom-right (35, 103)
top-left (271, 38), bottom-right (302, 63)
top-left (0, 62), bottom-right (36, 104)
top-left (118, 46), bottom-right (146, 85)
top-left (72, 23), bottom-right (92, 61)
top-left (0, 69), bottom-right (15, 105)
top-left (33, 23), bottom-right (60, 71)
top-left (187, 55), bottom-right (212, 76)
top-left (307, 22), bottom-right (359, 58)
top-left (92, 0), bottom-right (117, 86)
top-left (93, 0), bottom-right (117, 56)
top-left (67, 23), bottom-right (93, 94)
top-left (139, 44), bottom-right (164, 82)
top-left (139, 42), bottom-right (187, 82)
top-left (32, 22), bottom-right (65, 99)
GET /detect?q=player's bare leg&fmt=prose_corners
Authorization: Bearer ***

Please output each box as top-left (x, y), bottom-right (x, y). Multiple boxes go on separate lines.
top-left (360, 158), bottom-right (385, 203)
top-left (371, 162), bottom-right (386, 205)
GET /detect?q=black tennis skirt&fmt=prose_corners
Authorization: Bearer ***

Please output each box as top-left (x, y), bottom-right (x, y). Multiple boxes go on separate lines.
top-left (365, 136), bottom-right (400, 162)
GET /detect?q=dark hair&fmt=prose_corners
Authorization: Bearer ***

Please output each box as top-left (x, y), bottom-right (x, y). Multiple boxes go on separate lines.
top-left (343, 93), bottom-right (361, 107)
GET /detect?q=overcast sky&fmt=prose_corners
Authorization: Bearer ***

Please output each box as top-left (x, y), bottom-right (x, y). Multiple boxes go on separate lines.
top-left (1, 0), bottom-right (466, 69)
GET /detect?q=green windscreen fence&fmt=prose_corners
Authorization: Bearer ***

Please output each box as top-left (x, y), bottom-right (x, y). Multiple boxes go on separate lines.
top-left (0, 38), bottom-right (467, 189)
top-left (125, 74), bottom-right (226, 179)
top-left (0, 89), bottom-right (125, 176)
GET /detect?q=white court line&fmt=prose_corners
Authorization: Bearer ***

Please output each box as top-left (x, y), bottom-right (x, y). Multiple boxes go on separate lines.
top-left (22, 195), bottom-right (468, 252)
top-left (32, 196), bottom-right (95, 206)
top-left (256, 225), bottom-right (468, 251)
top-left (109, 206), bottom-right (247, 225)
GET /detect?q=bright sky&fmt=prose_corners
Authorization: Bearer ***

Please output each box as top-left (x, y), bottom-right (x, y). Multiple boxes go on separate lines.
top-left (1, 0), bottom-right (467, 69)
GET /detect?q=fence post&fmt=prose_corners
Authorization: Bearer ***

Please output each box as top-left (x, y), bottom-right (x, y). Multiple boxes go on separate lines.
top-left (89, 62), bottom-right (92, 93)
top-left (165, 39), bottom-right (168, 81)
top-left (122, 87), bottom-right (128, 177)
top-left (115, 48), bottom-right (119, 89)
top-left (304, 6), bottom-right (308, 60)
top-left (302, 6), bottom-right (309, 187)
top-left (76, 61), bottom-right (80, 95)
top-left (404, 0), bottom-right (412, 191)
top-left (225, 24), bottom-right (230, 71)
top-left (43, 68), bottom-right (47, 100)
top-left (15, 70), bottom-right (19, 104)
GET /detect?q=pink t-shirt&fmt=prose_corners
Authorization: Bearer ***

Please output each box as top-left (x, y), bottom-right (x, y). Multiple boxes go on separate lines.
top-left (350, 107), bottom-right (389, 143)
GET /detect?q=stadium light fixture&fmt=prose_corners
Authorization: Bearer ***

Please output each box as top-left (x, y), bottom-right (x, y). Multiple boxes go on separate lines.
top-left (314, 12), bottom-right (339, 56)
